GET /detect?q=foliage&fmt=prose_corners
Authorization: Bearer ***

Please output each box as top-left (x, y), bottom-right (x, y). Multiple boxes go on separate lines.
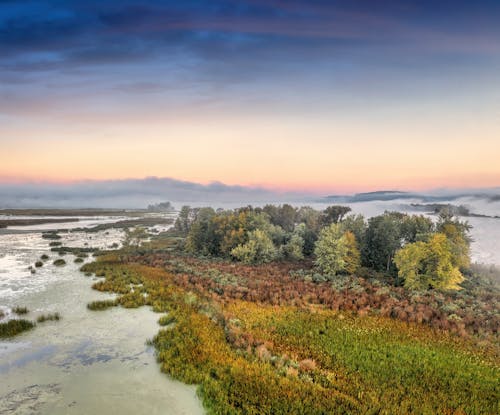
top-left (0, 319), bottom-right (35, 338)
top-left (87, 299), bottom-right (118, 311)
top-left (320, 205), bottom-right (352, 226)
top-left (394, 233), bottom-right (465, 291)
top-left (362, 213), bottom-right (403, 275)
top-left (42, 231), bottom-right (61, 240)
top-left (13, 306), bottom-right (28, 315)
top-left (37, 312), bottom-right (60, 322)
top-left (279, 232), bottom-right (305, 261)
top-left (174, 205), bottom-right (196, 235)
top-left (340, 214), bottom-right (366, 246)
top-left (314, 223), bottom-right (348, 275)
top-left (231, 229), bottom-right (277, 264)
top-left (174, 205), bottom-right (469, 293)
top-left (343, 231), bottom-right (361, 274)
top-left (185, 208), bottom-right (217, 255)
top-left (53, 259), bottom-right (66, 266)
top-left (158, 315), bottom-right (176, 326)
top-left (262, 204), bottom-right (297, 232)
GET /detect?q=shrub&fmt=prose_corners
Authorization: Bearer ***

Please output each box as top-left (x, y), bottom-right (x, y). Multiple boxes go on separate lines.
top-left (231, 229), bottom-right (277, 264)
top-left (87, 299), bottom-right (118, 311)
top-left (42, 232), bottom-right (61, 240)
top-left (158, 315), bottom-right (176, 326)
top-left (53, 259), bottom-right (66, 266)
top-left (0, 319), bottom-right (35, 338)
top-left (314, 223), bottom-right (348, 275)
top-left (37, 312), bottom-right (60, 323)
top-left (13, 306), bottom-right (29, 315)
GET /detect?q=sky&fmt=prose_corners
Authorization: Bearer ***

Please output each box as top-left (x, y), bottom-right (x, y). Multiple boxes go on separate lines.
top-left (1, 0), bottom-right (499, 197)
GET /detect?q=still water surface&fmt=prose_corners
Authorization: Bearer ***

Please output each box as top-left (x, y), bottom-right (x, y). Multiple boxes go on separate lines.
top-left (0, 224), bottom-right (203, 415)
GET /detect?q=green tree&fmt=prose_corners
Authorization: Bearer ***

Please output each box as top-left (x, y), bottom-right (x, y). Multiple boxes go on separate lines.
top-left (314, 223), bottom-right (348, 275)
top-left (263, 204), bottom-right (297, 232)
top-left (401, 214), bottom-right (434, 243)
top-left (174, 206), bottom-right (194, 235)
top-left (185, 208), bottom-right (217, 255)
top-left (394, 233), bottom-right (464, 291)
top-left (321, 205), bottom-right (352, 227)
top-left (280, 233), bottom-right (305, 261)
top-left (436, 212), bottom-right (471, 271)
top-left (362, 213), bottom-right (402, 275)
top-left (340, 214), bottom-right (366, 247)
top-left (230, 229), bottom-right (277, 264)
top-left (343, 231), bottom-right (361, 275)
top-left (296, 206), bottom-right (321, 233)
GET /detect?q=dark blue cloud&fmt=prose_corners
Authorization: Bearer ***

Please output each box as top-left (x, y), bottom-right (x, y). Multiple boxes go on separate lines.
top-left (2, 0), bottom-right (498, 64)
top-left (0, 0), bottom-right (498, 117)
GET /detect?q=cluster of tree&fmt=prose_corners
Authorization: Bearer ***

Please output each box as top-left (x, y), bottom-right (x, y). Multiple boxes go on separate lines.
top-left (147, 201), bottom-right (174, 212)
top-left (173, 205), bottom-right (471, 290)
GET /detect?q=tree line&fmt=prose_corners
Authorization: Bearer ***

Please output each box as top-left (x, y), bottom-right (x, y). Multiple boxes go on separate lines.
top-left (172, 204), bottom-right (471, 291)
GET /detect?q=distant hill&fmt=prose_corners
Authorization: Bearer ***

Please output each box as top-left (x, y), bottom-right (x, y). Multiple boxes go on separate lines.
top-left (323, 189), bottom-right (500, 204)
top-left (324, 190), bottom-right (417, 203)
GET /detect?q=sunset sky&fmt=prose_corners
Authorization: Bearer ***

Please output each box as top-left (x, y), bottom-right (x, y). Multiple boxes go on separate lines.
top-left (1, 0), bottom-right (499, 194)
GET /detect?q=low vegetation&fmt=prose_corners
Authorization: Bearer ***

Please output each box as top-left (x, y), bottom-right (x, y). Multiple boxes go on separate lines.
top-left (42, 231), bottom-right (62, 240)
top-left (0, 319), bottom-right (35, 338)
top-left (13, 306), bottom-right (29, 315)
top-left (80, 246), bottom-right (498, 414)
top-left (53, 259), bottom-right (66, 266)
top-left (87, 299), bottom-right (118, 311)
top-left (36, 312), bottom-right (61, 323)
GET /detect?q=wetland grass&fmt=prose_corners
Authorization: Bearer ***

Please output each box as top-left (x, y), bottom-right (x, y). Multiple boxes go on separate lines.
top-left (0, 319), bottom-right (35, 338)
top-left (13, 306), bottom-right (28, 315)
top-left (36, 312), bottom-right (61, 323)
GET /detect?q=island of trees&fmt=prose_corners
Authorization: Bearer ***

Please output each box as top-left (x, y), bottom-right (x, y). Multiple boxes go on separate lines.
top-left (174, 204), bottom-right (471, 291)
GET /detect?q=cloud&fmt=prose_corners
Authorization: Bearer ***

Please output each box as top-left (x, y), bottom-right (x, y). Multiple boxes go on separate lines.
top-left (0, 177), bottom-right (309, 208)
top-left (1, 0), bottom-right (498, 72)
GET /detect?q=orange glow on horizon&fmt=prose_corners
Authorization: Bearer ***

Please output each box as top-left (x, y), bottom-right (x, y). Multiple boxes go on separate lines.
top-left (1, 109), bottom-right (498, 194)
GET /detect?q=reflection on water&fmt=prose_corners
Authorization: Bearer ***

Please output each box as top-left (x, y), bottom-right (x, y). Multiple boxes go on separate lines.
top-left (0, 222), bottom-right (203, 415)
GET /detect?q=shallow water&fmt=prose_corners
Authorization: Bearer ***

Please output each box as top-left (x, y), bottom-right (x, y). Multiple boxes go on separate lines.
top-left (0, 225), bottom-right (204, 415)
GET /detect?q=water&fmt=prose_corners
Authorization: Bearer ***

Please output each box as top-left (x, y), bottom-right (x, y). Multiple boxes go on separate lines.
top-left (0, 223), bottom-right (204, 415)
